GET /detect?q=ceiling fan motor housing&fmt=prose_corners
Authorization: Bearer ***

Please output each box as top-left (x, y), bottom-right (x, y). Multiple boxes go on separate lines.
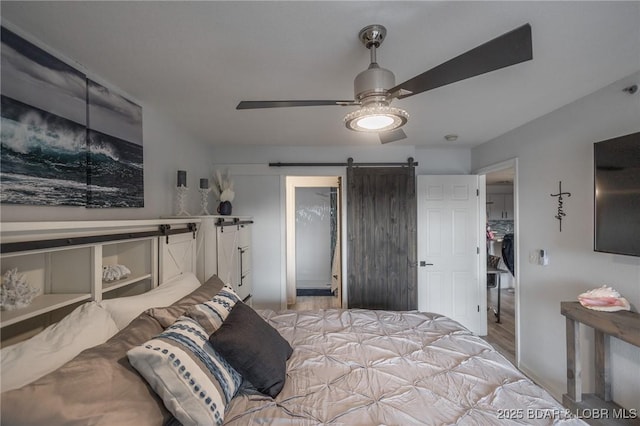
top-left (354, 63), bottom-right (395, 105)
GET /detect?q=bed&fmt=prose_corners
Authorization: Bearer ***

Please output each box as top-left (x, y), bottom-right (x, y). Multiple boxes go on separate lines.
top-left (1, 274), bottom-right (585, 426)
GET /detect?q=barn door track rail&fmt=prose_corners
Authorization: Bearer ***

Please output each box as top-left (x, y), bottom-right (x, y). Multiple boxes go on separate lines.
top-left (1, 223), bottom-right (198, 254)
top-left (269, 157), bottom-right (417, 168)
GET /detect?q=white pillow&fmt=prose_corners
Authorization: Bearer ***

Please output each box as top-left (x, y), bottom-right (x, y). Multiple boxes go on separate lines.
top-left (0, 301), bottom-right (119, 392)
top-left (127, 315), bottom-right (242, 426)
top-left (99, 272), bottom-right (201, 330)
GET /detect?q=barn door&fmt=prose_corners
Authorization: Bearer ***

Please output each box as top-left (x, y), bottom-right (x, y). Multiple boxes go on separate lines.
top-left (347, 165), bottom-right (417, 310)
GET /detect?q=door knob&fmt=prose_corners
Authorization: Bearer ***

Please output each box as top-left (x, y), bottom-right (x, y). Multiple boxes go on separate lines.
top-left (419, 261), bottom-right (434, 267)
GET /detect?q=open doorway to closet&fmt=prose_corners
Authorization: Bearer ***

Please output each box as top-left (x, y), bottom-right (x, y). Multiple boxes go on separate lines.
top-left (477, 159), bottom-right (518, 366)
top-left (286, 176), bottom-right (342, 310)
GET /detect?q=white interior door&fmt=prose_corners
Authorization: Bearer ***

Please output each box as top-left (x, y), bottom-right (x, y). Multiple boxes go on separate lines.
top-left (417, 175), bottom-right (484, 334)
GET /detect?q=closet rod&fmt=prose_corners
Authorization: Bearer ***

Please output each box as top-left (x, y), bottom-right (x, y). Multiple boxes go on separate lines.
top-left (269, 157), bottom-right (417, 167)
top-left (1, 223), bottom-right (198, 254)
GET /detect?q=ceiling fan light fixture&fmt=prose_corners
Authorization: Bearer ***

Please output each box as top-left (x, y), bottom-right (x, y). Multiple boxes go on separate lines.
top-left (344, 104), bottom-right (409, 132)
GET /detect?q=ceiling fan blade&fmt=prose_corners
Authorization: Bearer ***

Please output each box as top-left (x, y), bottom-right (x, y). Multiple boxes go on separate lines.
top-left (237, 100), bottom-right (356, 109)
top-left (390, 24), bottom-right (532, 99)
top-left (379, 128), bottom-right (407, 144)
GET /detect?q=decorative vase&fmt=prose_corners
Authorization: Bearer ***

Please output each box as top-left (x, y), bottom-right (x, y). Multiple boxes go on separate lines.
top-left (218, 201), bottom-right (232, 215)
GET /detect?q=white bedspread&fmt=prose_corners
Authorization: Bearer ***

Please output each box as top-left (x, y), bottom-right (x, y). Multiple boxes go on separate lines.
top-left (225, 309), bottom-right (585, 425)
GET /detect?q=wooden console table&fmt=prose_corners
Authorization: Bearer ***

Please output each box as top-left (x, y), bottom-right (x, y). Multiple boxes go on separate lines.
top-left (561, 302), bottom-right (640, 425)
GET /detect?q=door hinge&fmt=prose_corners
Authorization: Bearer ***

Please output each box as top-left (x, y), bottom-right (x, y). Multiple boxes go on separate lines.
top-left (477, 305), bottom-right (480, 312)
top-left (477, 247), bottom-right (480, 254)
top-left (476, 189), bottom-right (479, 196)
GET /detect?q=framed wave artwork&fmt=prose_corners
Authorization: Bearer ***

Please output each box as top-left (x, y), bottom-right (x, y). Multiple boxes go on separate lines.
top-left (87, 80), bottom-right (143, 208)
top-left (0, 27), bottom-right (144, 208)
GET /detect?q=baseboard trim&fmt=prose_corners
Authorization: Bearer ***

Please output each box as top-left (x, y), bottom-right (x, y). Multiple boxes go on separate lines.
top-left (518, 363), bottom-right (564, 404)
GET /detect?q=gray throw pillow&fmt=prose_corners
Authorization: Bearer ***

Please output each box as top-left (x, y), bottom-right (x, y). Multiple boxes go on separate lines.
top-left (208, 302), bottom-right (293, 398)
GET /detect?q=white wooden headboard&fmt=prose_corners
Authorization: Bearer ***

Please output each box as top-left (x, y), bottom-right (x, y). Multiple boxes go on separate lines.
top-left (0, 219), bottom-right (200, 345)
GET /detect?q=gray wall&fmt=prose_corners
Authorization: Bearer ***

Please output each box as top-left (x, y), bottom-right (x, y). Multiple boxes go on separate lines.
top-left (472, 71), bottom-right (640, 409)
top-left (211, 145), bottom-right (471, 311)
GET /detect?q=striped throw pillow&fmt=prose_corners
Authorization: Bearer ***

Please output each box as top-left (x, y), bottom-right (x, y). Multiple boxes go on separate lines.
top-left (186, 285), bottom-right (241, 335)
top-left (127, 315), bottom-right (242, 426)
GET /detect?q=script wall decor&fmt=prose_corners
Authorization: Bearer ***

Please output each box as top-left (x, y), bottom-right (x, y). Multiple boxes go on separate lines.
top-left (550, 181), bottom-right (571, 232)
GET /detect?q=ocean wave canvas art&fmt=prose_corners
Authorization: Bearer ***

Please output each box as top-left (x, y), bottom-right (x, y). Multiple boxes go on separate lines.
top-left (1, 27), bottom-right (144, 208)
top-left (1, 96), bottom-right (87, 206)
top-left (1, 27), bottom-right (87, 206)
top-left (87, 80), bottom-right (143, 208)
top-left (88, 130), bottom-right (143, 207)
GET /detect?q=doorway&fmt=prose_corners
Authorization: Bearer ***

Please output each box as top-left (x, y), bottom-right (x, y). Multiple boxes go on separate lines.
top-left (476, 159), bottom-right (518, 366)
top-left (286, 176), bottom-right (342, 309)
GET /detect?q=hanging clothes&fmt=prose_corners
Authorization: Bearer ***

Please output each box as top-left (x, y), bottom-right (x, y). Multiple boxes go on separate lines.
top-left (501, 233), bottom-right (515, 276)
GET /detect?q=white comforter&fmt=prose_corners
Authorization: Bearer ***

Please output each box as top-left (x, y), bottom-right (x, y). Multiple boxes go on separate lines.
top-left (225, 309), bottom-right (585, 425)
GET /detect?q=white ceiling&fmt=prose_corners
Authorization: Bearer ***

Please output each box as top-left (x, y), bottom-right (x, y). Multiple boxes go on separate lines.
top-left (2, 1), bottom-right (639, 148)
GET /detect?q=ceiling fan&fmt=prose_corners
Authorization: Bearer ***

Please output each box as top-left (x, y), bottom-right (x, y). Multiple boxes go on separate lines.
top-left (237, 23), bottom-right (532, 144)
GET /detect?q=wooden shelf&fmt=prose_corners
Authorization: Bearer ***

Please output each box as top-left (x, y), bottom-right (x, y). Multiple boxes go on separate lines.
top-left (0, 293), bottom-right (91, 328)
top-left (1, 219), bottom-right (198, 337)
top-left (102, 273), bottom-right (152, 293)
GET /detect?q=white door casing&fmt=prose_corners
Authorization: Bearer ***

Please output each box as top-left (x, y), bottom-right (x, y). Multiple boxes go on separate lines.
top-left (285, 176), bottom-right (341, 306)
top-left (417, 175), bottom-right (485, 335)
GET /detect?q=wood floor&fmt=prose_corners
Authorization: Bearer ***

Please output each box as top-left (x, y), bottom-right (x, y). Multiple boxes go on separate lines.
top-left (483, 287), bottom-right (516, 365)
top-left (288, 295), bottom-right (341, 310)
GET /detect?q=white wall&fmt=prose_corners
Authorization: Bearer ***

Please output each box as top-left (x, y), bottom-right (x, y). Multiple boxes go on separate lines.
top-left (229, 173), bottom-right (282, 310)
top-left (415, 147), bottom-right (471, 175)
top-left (212, 145), bottom-right (471, 310)
top-left (472, 71), bottom-right (640, 409)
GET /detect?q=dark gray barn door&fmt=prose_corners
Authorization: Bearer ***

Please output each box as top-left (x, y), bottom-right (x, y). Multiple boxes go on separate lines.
top-left (347, 165), bottom-right (417, 310)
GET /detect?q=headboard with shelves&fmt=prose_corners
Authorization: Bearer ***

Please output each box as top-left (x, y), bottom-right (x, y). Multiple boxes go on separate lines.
top-left (0, 219), bottom-right (199, 345)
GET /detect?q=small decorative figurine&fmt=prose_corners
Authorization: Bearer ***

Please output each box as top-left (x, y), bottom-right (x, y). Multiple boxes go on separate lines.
top-left (0, 268), bottom-right (40, 310)
top-left (102, 264), bottom-right (132, 282)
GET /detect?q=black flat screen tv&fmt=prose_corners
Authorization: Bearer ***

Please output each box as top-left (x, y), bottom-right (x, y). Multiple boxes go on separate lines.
top-left (594, 131), bottom-right (640, 257)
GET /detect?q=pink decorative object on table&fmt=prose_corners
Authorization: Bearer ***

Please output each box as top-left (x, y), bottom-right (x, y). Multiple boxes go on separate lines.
top-left (578, 285), bottom-right (630, 312)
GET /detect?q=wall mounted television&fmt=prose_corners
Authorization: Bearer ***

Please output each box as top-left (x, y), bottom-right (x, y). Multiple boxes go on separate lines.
top-left (594, 131), bottom-right (640, 257)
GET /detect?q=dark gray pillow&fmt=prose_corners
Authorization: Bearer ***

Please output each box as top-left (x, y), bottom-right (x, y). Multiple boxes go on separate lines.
top-left (208, 302), bottom-right (293, 398)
